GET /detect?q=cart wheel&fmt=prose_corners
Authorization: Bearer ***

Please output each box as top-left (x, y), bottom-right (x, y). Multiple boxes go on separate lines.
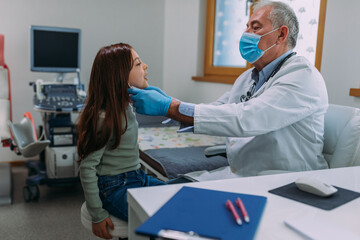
top-left (23, 186), bottom-right (31, 202)
top-left (29, 185), bottom-right (40, 202)
top-left (23, 185), bottom-right (40, 202)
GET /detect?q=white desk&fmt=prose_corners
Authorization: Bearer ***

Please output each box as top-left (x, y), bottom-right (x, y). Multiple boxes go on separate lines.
top-left (127, 166), bottom-right (360, 239)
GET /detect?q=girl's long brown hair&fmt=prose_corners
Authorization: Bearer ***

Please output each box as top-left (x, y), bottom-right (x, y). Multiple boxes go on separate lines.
top-left (77, 43), bottom-right (134, 160)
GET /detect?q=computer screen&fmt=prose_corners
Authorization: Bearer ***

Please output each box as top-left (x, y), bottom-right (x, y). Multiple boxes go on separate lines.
top-left (30, 25), bottom-right (81, 73)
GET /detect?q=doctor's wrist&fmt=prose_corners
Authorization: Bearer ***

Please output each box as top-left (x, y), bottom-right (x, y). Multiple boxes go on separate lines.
top-left (166, 99), bottom-right (194, 126)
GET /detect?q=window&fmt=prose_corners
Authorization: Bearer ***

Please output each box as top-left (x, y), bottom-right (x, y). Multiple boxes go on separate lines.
top-left (192, 0), bottom-right (327, 84)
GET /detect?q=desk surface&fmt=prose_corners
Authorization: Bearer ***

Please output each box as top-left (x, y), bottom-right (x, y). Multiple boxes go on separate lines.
top-left (127, 166), bottom-right (360, 240)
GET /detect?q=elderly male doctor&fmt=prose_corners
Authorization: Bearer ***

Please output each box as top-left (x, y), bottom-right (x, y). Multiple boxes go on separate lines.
top-left (128, 0), bottom-right (329, 178)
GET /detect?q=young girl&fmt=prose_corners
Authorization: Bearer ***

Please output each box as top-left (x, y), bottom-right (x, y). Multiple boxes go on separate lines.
top-left (77, 43), bottom-right (166, 239)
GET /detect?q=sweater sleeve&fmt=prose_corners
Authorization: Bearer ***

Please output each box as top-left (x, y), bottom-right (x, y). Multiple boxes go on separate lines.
top-left (79, 146), bottom-right (109, 223)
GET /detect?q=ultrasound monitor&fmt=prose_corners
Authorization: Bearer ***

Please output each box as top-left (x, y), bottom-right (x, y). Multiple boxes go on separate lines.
top-left (30, 25), bottom-right (81, 82)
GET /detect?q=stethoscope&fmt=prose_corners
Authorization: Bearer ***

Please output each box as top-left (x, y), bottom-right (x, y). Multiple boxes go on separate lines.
top-left (240, 52), bottom-right (297, 102)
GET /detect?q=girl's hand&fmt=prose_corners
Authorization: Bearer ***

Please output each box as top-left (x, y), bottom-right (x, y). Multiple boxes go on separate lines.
top-left (92, 217), bottom-right (114, 239)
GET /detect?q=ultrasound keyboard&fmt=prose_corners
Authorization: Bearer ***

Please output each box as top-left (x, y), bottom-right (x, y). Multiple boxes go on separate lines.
top-left (33, 84), bottom-right (86, 112)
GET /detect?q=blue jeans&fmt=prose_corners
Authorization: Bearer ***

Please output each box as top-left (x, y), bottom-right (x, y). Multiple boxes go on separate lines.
top-left (98, 169), bottom-right (166, 221)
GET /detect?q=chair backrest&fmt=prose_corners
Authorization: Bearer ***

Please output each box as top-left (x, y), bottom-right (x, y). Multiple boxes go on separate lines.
top-left (323, 104), bottom-right (360, 168)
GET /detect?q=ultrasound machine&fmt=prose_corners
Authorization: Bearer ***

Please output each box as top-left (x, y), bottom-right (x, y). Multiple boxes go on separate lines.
top-left (17, 25), bottom-right (86, 201)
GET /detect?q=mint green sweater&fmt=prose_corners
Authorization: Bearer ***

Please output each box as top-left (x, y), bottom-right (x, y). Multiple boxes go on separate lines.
top-left (79, 106), bottom-right (140, 223)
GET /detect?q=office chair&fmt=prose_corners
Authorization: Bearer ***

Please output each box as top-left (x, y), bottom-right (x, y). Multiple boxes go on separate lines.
top-left (322, 104), bottom-right (360, 167)
top-left (205, 104), bottom-right (360, 173)
top-left (81, 202), bottom-right (128, 239)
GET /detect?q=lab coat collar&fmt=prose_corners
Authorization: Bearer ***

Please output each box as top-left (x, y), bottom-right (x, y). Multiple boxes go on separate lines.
top-left (252, 50), bottom-right (293, 92)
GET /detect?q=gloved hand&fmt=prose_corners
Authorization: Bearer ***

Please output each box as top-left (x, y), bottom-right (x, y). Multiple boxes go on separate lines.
top-left (145, 85), bottom-right (168, 97)
top-left (128, 87), bottom-right (172, 116)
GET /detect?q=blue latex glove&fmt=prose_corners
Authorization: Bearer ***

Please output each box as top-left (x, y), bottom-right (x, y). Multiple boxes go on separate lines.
top-left (145, 85), bottom-right (168, 97)
top-left (128, 87), bottom-right (172, 116)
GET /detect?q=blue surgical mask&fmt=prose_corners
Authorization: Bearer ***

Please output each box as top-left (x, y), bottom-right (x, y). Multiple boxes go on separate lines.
top-left (239, 28), bottom-right (279, 64)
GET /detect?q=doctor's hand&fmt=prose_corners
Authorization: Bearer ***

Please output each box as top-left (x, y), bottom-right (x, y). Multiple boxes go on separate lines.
top-left (145, 85), bottom-right (168, 97)
top-left (128, 87), bottom-right (172, 116)
top-left (92, 217), bottom-right (114, 239)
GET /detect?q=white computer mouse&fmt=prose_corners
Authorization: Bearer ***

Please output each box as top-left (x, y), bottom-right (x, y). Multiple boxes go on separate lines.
top-left (295, 177), bottom-right (338, 197)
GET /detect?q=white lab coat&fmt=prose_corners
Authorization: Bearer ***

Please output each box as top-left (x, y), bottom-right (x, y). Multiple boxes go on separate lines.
top-left (194, 56), bottom-right (329, 177)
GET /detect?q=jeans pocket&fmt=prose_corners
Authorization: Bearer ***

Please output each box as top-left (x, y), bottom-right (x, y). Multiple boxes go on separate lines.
top-left (98, 175), bottom-right (126, 199)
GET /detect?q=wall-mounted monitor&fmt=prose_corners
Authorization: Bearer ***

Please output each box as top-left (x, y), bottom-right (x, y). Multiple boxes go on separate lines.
top-left (30, 25), bottom-right (81, 75)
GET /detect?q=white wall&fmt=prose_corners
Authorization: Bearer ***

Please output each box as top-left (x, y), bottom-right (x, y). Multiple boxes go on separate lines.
top-left (321, 0), bottom-right (360, 107)
top-left (163, 0), bottom-right (232, 103)
top-left (0, 0), bottom-right (165, 162)
top-left (163, 0), bottom-right (360, 108)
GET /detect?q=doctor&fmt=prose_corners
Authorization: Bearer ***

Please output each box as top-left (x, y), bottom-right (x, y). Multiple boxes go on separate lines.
top-left (128, 0), bottom-right (329, 177)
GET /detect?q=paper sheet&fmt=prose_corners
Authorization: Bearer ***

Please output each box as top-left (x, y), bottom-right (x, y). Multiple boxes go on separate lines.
top-left (284, 214), bottom-right (359, 240)
top-left (181, 166), bottom-right (239, 182)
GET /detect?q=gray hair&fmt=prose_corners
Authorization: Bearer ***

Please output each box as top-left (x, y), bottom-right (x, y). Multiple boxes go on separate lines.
top-left (253, 0), bottom-right (299, 49)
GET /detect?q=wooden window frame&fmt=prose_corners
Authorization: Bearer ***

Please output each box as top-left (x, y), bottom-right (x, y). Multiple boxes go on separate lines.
top-left (193, 0), bottom-right (327, 84)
